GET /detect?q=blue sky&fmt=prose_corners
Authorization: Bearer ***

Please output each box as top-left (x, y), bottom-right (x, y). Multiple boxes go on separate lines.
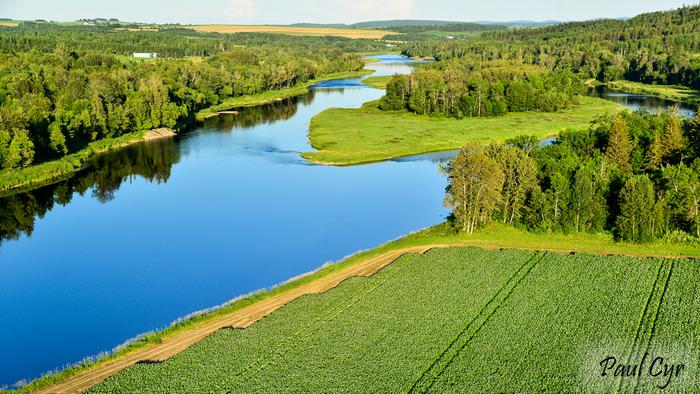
top-left (0, 0), bottom-right (694, 24)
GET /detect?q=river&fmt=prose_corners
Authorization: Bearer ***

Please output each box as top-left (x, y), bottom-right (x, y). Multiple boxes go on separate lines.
top-left (0, 55), bottom-right (452, 387)
top-left (0, 55), bottom-right (696, 387)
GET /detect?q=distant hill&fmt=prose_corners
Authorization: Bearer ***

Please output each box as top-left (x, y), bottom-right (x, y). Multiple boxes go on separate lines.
top-left (289, 19), bottom-right (563, 30)
top-left (289, 20), bottom-right (465, 29)
top-left (475, 20), bottom-right (562, 28)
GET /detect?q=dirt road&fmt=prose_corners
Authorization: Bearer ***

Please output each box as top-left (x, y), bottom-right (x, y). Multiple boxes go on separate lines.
top-left (37, 245), bottom-right (446, 393)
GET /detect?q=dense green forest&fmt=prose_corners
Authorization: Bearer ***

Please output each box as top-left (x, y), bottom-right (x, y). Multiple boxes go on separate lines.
top-left (380, 64), bottom-right (583, 118)
top-left (401, 5), bottom-right (700, 88)
top-left (0, 25), bottom-right (378, 171)
top-left (444, 109), bottom-right (700, 242)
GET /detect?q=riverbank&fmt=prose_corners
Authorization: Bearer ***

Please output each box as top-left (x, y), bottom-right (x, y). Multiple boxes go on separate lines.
top-left (194, 69), bottom-right (374, 121)
top-left (0, 129), bottom-right (175, 197)
top-left (21, 222), bottom-right (700, 392)
top-left (362, 75), bottom-right (392, 89)
top-left (303, 96), bottom-right (620, 165)
top-left (0, 68), bottom-right (374, 197)
top-left (607, 80), bottom-right (700, 105)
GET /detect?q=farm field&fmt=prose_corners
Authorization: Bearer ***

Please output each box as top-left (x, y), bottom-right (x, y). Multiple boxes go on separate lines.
top-left (87, 247), bottom-right (698, 392)
top-left (303, 96), bottom-right (620, 165)
top-left (188, 25), bottom-right (394, 39)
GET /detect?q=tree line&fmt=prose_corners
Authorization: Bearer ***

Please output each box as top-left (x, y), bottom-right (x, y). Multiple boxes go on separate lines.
top-left (0, 26), bottom-right (366, 170)
top-left (380, 64), bottom-right (583, 118)
top-left (444, 109), bottom-right (700, 242)
top-left (401, 5), bottom-right (700, 89)
top-left (0, 23), bottom-right (384, 57)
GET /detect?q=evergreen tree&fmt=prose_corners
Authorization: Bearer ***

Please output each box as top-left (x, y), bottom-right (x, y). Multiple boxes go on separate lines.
top-left (616, 175), bottom-right (657, 242)
top-left (688, 112), bottom-right (700, 159)
top-left (605, 115), bottom-right (633, 173)
top-left (662, 107), bottom-right (686, 164)
top-left (645, 130), bottom-right (664, 170)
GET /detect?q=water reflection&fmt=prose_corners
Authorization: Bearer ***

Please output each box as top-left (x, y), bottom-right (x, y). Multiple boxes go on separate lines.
top-left (590, 86), bottom-right (697, 118)
top-left (0, 138), bottom-right (179, 246)
top-left (204, 92), bottom-right (315, 131)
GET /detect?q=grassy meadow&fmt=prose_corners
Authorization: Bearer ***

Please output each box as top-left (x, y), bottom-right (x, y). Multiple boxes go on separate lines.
top-left (303, 96), bottom-right (621, 165)
top-left (362, 75), bottom-right (393, 89)
top-left (188, 25), bottom-right (394, 39)
top-left (87, 245), bottom-right (700, 392)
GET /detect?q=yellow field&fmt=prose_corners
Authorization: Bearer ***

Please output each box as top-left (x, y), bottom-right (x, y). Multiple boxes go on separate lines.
top-left (0, 21), bottom-right (19, 27)
top-left (188, 25), bottom-right (394, 39)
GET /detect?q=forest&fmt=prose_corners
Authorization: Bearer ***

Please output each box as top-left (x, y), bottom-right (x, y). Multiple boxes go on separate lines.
top-left (401, 5), bottom-right (700, 88)
top-left (0, 24), bottom-right (375, 171)
top-left (380, 64), bottom-right (583, 118)
top-left (444, 108), bottom-right (700, 242)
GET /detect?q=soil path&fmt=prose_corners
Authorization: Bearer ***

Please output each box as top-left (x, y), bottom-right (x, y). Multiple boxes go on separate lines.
top-left (37, 244), bottom-right (450, 393)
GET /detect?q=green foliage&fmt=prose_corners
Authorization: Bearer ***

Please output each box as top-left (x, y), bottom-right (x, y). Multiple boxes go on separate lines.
top-left (605, 114), bottom-right (633, 173)
top-left (616, 175), bottom-right (659, 242)
top-left (443, 142), bottom-right (504, 233)
top-left (401, 5), bottom-right (700, 89)
top-left (381, 67), bottom-right (583, 118)
top-left (439, 109), bottom-right (700, 243)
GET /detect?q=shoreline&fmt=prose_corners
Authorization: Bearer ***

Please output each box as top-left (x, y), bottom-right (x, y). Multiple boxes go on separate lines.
top-left (0, 129), bottom-right (175, 198)
top-left (0, 68), bottom-right (374, 197)
top-left (605, 80), bottom-right (700, 106)
top-left (194, 68), bottom-right (374, 121)
top-left (20, 223), bottom-right (700, 393)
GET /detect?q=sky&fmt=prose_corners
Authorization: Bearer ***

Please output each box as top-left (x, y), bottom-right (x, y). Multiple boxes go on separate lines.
top-left (0, 0), bottom-right (695, 25)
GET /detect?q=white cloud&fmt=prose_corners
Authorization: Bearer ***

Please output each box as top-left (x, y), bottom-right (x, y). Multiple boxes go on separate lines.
top-left (225, 0), bottom-right (256, 20)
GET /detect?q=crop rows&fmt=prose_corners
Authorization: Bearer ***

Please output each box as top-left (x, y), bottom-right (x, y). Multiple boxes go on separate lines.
top-left (89, 248), bottom-right (532, 392)
top-left (89, 248), bottom-right (696, 393)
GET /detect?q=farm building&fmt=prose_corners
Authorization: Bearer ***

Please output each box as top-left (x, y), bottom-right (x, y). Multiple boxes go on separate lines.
top-left (133, 52), bottom-right (158, 58)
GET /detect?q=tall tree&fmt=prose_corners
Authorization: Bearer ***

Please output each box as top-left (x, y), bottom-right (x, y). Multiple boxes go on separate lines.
top-left (444, 142), bottom-right (504, 234)
top-left (487, 144), bottom-right (538, 224)
top-left (570, 167), bottom-right (594, 231)
top-left (645, 130), bottom-right (664, 170)
top-left (616, 175), bottom-right (657, 242)
top-left (605, 115), bottom-right (633, 173)
top-left (662, 107), bottom-right (686, 164)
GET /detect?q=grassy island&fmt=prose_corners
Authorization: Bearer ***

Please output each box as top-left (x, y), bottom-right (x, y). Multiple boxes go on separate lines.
top-left (303, 96), bottom-right (620, 165)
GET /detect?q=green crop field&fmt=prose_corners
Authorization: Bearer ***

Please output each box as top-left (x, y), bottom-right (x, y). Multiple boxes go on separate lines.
top-left (88, 247), bottom-right (699, 392)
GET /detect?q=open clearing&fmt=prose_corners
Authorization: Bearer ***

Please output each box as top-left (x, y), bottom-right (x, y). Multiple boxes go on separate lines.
top-left (188, 25), bottom-right (394, 39)
top-left (303, 96), bottom-right (620, 165)
top-left (87, 247), bottom-right (700, 392)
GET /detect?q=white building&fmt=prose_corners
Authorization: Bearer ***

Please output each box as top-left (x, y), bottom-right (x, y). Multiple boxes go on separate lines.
top-left (133, 53), bottom-right (158, 59)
